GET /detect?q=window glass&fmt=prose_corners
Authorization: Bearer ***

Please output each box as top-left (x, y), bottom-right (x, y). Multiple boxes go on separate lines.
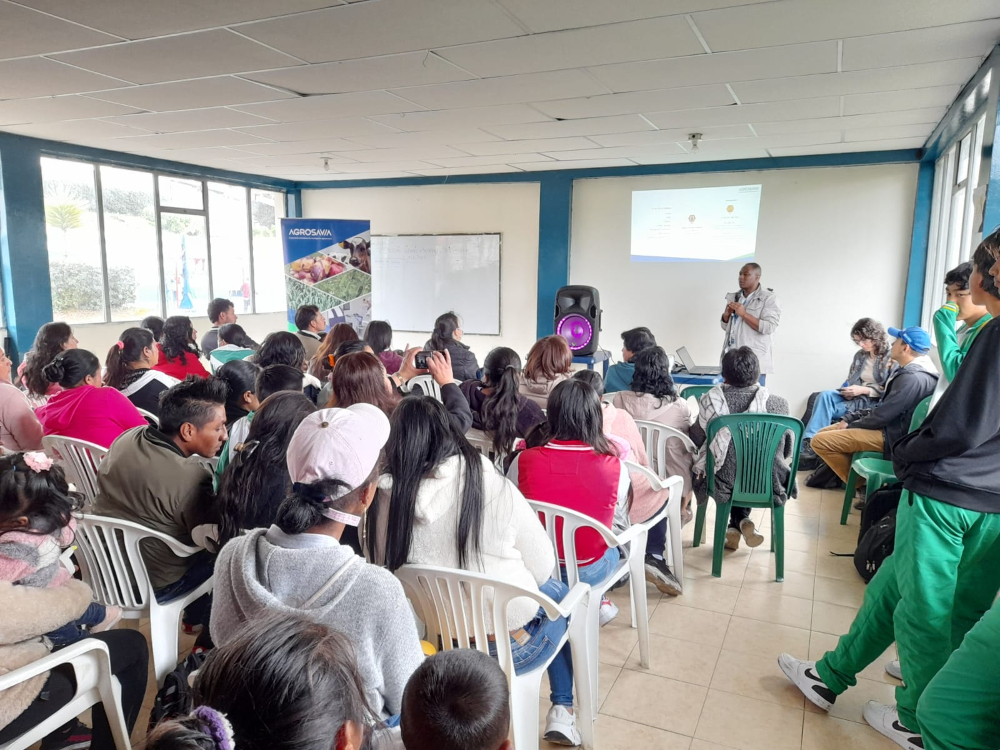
top-left (208, 182), bottom-right (253, 313)
top-left (251, 190), bottom-right (287, 313)
top-left (41, 157), bottom-right (106, 324)
top-left (956, 132), bottom-right (972, 184)
top-left (161, 214), bottom-right (209, 317)
top-left (101, 166), bottom-right (160, 321)
top-left (158, 175), bottom-right (204, 210)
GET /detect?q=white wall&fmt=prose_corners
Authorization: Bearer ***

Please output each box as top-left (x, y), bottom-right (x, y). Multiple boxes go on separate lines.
top-left (301, 183), bottom-right (540, 365)
top-left (571, 164), bottom-right (920, 413)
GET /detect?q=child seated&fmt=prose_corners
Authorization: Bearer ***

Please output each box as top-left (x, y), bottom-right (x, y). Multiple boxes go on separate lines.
top-left (0, 451), bottom-right (120, 645)
top-left (402, 649), bottom-right (511, 750)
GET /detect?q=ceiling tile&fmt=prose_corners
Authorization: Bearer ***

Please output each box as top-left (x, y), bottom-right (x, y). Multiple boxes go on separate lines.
top-left (234, 118), bottom-right (398, 141)
top-left (410, 165), bottom-right (525, 176)
top-left (844, 20), bottom-right (1000, 71)
top-left (519, 158), bottom-right (637, 170)
top-left (109, 129), bottom-right (272, 150)
top-left (86, 76), bottom-right (296, 111)
top-left (1, 118), bottom-right (150, 141)
top-left (591, 124), bottom-right (755, 147)
top-left (768, 138), bottom-right (926, 156)
top-left (344, 128), bottom-right (500, 149)
top-left (435, 16), bottom-right (704, 78)
top-left (223, 154), bottom-right (359, 167)
top-left (329, 146), bottom-right (471, 163)
top-left (0, 96), bottom-right (141, 126)
top-left (644, 97), bottom-right (842, 129)
top-left (231, 137), bottom-right (374, 154)
top-left (133, 146), bottom-right (263, 162)
top-left (532, 84), bottom-right (734, 120)
top-left (233, 90), bottom-right (422, 122)
top-left (13, 0), bottom-right (339, 40)
top-left (333, 160), bottom-right (441, 173)
top-left (751, 108), bottom-right (946, 135)
top-left (0, 58), bottom-right (130, 100)
top-left (547, 143), bottom-right (685, 161)
top-left (389, 70), bottom-right (607, 110)
top-left (238, 0), bottom-right (525, 64)
top-left (844, 123), bottom-right (935, 142)
top-left (731, 58), bottom-right (982, 103)
top-left (843, 86), bottom-right (962, 116)
top-left (369, 104), bottom-right (551, 132)
top-left (496, 0), bottom-right (764, 33)
top-left (105, 107), bottom-right (275, 133)
top-left (691, 0), bottom-right (1000, 51)
top-left (482, 114), bottom-right (654, 141)
top-left (53, 29), bottom-right (303, 85)
top-left (424, 153), bottom-right (553, 168)
top-left (460, 137), bottom-right (602, 156)
top-left (0, 2), bottom-right (120, 59)
top-left (304, 172), bottom-right (418, 180)
top-left (244, 51), bottom-right (474, 95)
top-left (629, 147), bottom-right (771, 164)
top-left (589, 41), bottom-right (838, 94)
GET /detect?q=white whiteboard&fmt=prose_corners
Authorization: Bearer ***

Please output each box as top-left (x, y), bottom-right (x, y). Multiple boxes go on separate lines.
top-left (370, 233), bottom-right (501, 335)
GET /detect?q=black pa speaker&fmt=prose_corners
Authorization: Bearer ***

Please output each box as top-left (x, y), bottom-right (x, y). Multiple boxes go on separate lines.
top-left (554, 286), bottom-right (601, 356)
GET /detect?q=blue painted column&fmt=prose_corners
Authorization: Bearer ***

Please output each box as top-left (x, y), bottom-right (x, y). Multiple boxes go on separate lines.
top-left (983, 90), bottom-right (1000, 236)
top-left (286, 188), bottom-right (303, 219)
top-left (536, 175), bottom-right (573, 339)
top-left (0, 137), bottom-right (52, 362)
top-left (902, 159), bottom-right (936, 326)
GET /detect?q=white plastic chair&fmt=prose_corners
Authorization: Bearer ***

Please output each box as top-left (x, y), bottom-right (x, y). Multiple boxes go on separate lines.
top-left (465, 429), bottom-right (507, 471)
top-left (395, 565), bottom-right (594, 750)
top-left (41, 436), bottom-right (108, 505)
top-left (624, 462), bottom-right (685, 582)
top-left (634, 419), bottom-right (697, 481)
top-left (405, 374), bottom-right (443, 401)
top-left (137, 408), bottom-right (159, 427)
top-left (0, 638), bottom-right (130, 750)
top-left (74, 514), bottom-right (212, 686)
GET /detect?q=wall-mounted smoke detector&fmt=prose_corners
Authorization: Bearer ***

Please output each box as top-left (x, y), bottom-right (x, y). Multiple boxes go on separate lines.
top-left (688, 133), bottom-right (702, 153)
top-left (323, 157), bottom-right (331, 172)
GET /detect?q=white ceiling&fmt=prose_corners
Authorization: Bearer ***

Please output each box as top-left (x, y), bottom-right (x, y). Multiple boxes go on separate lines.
top-left (1, 0), bottom-right (997, 181)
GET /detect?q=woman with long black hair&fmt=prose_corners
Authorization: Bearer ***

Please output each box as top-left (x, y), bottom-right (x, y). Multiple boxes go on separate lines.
top-left (366, 396), bottom-right (581, 746)
top-left (104, 327), bottom-right (177, 416)
top-left (425, 312), bottom-right (478, 382)
top-left (154, 316), bottom-right (210, 380)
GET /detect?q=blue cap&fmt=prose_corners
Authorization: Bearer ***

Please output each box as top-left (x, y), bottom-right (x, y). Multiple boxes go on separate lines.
top-left (887, 326), bottom-right (932, 354)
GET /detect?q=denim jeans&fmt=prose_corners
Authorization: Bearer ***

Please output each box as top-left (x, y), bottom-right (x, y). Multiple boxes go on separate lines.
top-left (491, 578), bottom-right (575, 706)
top-left (803, 389), bottom-right (851, 439)
top-left (561, 546), bottom-right (622, 588)
top-left (154, 551), bottom-right (215, 649)
top-left (46, 602), bottom-right (108, 647)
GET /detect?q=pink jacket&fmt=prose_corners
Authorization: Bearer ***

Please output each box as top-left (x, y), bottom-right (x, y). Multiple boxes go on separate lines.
top-left (36, 384), bottom-right (147, 449)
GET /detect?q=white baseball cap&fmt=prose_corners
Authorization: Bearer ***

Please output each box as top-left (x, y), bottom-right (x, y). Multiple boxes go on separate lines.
top-left (286, 404), bottom-right (390, 491)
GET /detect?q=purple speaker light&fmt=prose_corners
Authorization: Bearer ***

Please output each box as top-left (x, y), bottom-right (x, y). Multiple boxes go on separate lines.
top-left (557, 313), bottom-right (593, 351)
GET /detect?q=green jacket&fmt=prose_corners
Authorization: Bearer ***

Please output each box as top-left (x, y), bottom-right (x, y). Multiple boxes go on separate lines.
top-left (933, 304), bottom-right (992, 383)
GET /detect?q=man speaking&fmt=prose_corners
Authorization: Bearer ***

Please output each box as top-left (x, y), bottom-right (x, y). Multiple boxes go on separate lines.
top-left (721, 263), bottom-right (781, 383)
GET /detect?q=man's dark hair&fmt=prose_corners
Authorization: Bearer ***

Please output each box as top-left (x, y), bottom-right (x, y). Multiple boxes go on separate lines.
top-left (944, 261), bottom-right (973, 290)
top-left (158, 376), bottom-right (228, 436)
top-left (972, 227), bottom-right (1000, 301)
top-left (721, 346), bottom-right (760, 388)
top-left (207, 298), bottom-right (234, 324)
top-left (743, 262), bottom-right (762, 274)
top-left (621, 326), bottom-right (656, 354)
top-left (401, 649), bottom-right (510, 750)
top-left (255, 364), bottom-right (305, 402)
top-left (295, 305), bottom-right (320, 331)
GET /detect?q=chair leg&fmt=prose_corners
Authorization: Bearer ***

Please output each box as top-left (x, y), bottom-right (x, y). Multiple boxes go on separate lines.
top-left (97, 671), bottom-right (131, 750)
top-left (628, 547), bottom-right (650, 669)
top-left (773, 504), bottom-right (785, 583)
top-left (567, 608), bottom-right (596, 750)
top-left (149, 608), bottom-right (181, 686)
top-left (668, 494), bottom-right (684, 582)
top-left (841, 468), bottom-right (859, 525)
top-left (693, 500), bottom-right (707, 548)
top-left (712, 502), bottom-right (731, 578)
top-left (510, 671), bottom-right (544, 750)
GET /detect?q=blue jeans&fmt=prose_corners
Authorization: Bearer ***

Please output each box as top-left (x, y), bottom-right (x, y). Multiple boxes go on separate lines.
top-left (47, 602), bottom-right (108, 647)
top-left (804, 389), bottom-right (851, 439)
top-left (561, 546), bottom-right (622, 588)
top-left (154, 551), bottom-right (215, 649)
top-left (491, 578), bottom-right (575, 706)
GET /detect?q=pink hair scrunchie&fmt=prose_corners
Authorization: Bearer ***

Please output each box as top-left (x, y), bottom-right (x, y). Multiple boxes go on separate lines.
top-left (116, 341), bottom-right (125, 350)
top-left (23, 452), bottom-right (53, 473)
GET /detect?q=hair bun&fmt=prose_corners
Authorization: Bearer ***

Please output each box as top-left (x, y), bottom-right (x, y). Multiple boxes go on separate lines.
top-left (41, 359), bottom-right (65, 384)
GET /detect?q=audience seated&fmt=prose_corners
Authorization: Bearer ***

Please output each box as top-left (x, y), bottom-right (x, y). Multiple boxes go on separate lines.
top-left (293, 304), bottom-right (327, 361)
top-left (368, 395), bottom-right (579, 746)
top-left (209, 323), bottom-right (257, 373)
top-left (140, 315), bottom-right (164, 343)
top-left (317, 340), bottom-right (371, 406)
top-left (811, 326), bottom-right (938, 484)
top-left (365, 320), bottom-right (403, 375)
top-left (518, 335), bottom-right (573, 408)
top-left (604, 326), bottom-right (656, 394)
top-left (215, 360), bottom-right (260, 433)
top-left (508, 378), bottom-right (630, 627)
top-left (384, 349), bottom-right (474, 434)
top-left (459, 346), bottom-right (545, 457)
top-left (213, 406), bottom-right (423, 722)
top-left (309, 322), bottom-right (359, 381)
top-left (257, 331), bottom-right (323, 403)
top-left (201, 298), bottom-right (254, 356)
top-left (36, 349), bottom-right (146, 447)
top-left (426, 312), bottom-right (479, 382)
top-left (104, 327), bottom-right (178, 417)
top-left (801, 318), bottom-right (896, 452)
top-left (402, 649), bottom-right (512, 750)
top-left (691, 346), bottom-right (793, 551)
top-left (0, 344), bottom-right (43, 451)
top-left (19, 322), bottom-right (78, 410)
top-left (931, 259), bottom-right (993, 401)
top-left (326, 350), bottom-right (398, 415)
top-left (155, 316), bottom-right (210, 381)
top-left (93, 377), bottom-right (228, 649)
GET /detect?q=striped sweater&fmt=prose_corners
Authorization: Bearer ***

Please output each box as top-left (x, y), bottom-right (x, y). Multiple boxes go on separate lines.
top-left (0, 519), bottom-right (75, 588)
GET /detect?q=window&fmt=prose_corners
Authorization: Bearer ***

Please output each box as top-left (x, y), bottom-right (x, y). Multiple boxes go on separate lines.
top-left (41, 156), bottom-right (285, 324)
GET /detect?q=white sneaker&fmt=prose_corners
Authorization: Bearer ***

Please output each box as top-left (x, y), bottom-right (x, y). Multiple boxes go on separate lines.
top-left (777, 654), bottom-right (836, 711)
top-left (885, 659), bottom-right (903, 681)
top-left (90, 605), bottom-right (122, 634)
top-left (543, 704), bottom-right (581, 746)
top-left (863, 701), bottom-right (923, 750)
top-left (739, 518), bottom-right (765, 548)
top-left (725, 527), bottom-right (741, 550)
top-left (599, 597), bottom-right (619, 627)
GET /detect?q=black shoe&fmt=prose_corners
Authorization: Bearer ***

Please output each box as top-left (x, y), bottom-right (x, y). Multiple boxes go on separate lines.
top-left (644, 554), bottom-right (682, 596)
top-left (40, 719), bottom-right (92, 750)
top-left (800, 440), bottom-right (816, 458)
top-left (610, 572), bottom-right (630, 591)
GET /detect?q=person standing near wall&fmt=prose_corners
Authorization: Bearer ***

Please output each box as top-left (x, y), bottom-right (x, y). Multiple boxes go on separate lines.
top-left (721, 263), bottom-right (781, 384)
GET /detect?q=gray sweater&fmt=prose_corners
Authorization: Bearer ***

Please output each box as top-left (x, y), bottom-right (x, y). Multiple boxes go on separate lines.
top-left (212, 527), bottom-right (424, 719)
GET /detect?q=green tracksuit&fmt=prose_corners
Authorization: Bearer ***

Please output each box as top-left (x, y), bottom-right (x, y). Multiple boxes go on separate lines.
top-left (815, 490), bottom-right (1000, 731)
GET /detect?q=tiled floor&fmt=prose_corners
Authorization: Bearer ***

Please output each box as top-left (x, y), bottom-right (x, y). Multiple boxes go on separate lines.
top-left (120, 481), bottom-right (899, 749)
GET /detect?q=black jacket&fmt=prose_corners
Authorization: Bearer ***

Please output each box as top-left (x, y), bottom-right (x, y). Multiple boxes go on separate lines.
top-left (425, 338), bottom-right (480, 382)
top-left (893, 318), bottom-right (1000, 512)
top-left (843, 357), bottom-right (938, 458)
top-left (393, 381), bottom-right (473, 435)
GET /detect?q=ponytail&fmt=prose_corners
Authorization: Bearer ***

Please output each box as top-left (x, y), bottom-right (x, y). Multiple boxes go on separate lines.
top-left (274, 467), bottom-right (377, 536)
top-left (42, 349), bottom-right (99, 389)
top-left (429, 312), bottom-right (461, 352)
top-left (480, 347), bottom-right (523, 456)
top-left (105, 328), bottom-right (154, 389)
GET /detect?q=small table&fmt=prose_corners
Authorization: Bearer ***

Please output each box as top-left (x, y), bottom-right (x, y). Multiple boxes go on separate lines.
top-left (672, 371), bottom-right (723, 387)
top-left (573, 350), bottom-right (610, 376)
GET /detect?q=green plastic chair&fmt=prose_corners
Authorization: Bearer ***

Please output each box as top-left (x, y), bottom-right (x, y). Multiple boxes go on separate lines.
top-left (692, 414), bottom-right (804, 581)
top-left (681, 385), bottom-right (715, 402)
top-left (840, 395), bottom-right (933, 525)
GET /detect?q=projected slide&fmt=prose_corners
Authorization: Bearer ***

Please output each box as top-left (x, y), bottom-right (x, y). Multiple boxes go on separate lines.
top-left (631, 184), bottom-right (763, 262)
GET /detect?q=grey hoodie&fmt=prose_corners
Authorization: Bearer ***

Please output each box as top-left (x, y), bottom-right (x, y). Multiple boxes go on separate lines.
top-left (211, 527), bottom-right (424, 719)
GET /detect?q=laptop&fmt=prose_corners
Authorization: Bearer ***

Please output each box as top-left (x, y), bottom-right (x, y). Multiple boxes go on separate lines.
top-left (676, 346), bottom-right (722, 376)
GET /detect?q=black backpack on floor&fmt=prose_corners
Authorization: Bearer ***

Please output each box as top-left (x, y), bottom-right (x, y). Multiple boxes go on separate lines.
top-left (858, 485), bottom-right (902, 544)
top-left (854, 507), bottom-right (897, 583)
top-left (148, 651), bottom-right (208, 731)
top-left (805, 462), bottom-right (843, 490)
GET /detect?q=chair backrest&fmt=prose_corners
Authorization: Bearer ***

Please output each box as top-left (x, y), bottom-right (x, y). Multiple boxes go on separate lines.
top-left (41, 436), bottom-right (109, 503)
top-left (527, 499), bottom-right (620, 588)
top-left (406, 375), bottom-right (443, 402)
top-left (601, 393), bottom-right (616, 405)
top-left (681, 384), bottom-right (714, 401)
top-left (705, 414), bottom-right (803, 507)
top-left (910, 395), bottom-right (933, 432)
top-left (634, 419), bottom-right (696, 480)
top-left (465, 429), bottom-right (506, 471)
top-left (137, 408), bottom-right (159, 427)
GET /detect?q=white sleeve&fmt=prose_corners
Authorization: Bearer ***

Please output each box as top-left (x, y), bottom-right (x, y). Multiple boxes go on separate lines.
top-left (612, 460), bottom-right (631, 533)
top-left (505, 452), bottom-right (520, 486)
